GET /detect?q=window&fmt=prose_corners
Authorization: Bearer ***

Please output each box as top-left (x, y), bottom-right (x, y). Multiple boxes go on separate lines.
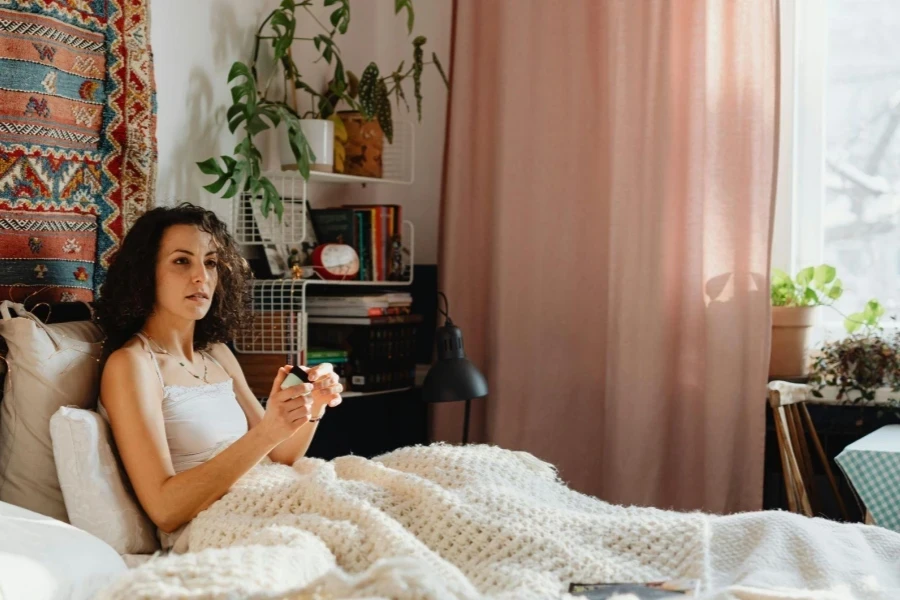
top-left (774, 0), bottom-right (900, 332)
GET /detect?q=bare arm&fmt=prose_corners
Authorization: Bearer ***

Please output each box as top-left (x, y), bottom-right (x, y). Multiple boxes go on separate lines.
top-left (100, 348), bottom-right (309, 533)
top-left (208, 344), bottom-right (343, 466)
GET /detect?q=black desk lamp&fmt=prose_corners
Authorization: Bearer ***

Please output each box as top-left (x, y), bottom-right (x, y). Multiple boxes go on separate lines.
top-left (422, 292), bottom-right (488, 444)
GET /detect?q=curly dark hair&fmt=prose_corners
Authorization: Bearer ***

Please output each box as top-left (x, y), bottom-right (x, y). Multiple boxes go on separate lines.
top-left (94, 203), bottom-right (251, 357)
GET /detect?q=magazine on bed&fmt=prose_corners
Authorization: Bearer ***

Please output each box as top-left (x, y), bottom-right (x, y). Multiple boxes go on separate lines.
top-left (568, 578), bottom-right (699, 599)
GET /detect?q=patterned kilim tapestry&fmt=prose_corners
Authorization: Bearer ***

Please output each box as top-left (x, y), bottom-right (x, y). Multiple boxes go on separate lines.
top-left (0, 0), bottom-right (156, 304)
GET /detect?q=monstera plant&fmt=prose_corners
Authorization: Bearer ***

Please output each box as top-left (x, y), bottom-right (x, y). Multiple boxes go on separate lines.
top-left (197, 0), bottom-right (448, 219)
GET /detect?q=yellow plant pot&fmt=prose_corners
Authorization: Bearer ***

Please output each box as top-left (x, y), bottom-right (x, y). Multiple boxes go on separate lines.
top-left (336, 111), bottom-right (384, 179)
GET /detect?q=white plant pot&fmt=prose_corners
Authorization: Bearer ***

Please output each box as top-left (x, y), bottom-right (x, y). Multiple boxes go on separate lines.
top-left (279, 118), bottom-right (334, 173)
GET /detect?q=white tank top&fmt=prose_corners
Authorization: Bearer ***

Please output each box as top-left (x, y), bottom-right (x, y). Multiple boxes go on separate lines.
top-left (129, 333), bottom-right (249, 551)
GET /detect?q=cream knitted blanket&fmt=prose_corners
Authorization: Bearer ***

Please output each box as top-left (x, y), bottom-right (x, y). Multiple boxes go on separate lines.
top-left (98, 444), bottom-right (900, 600)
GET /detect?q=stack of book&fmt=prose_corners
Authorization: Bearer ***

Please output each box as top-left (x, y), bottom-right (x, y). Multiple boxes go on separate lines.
top-left (306, 292), bottom-right (420, 393)
top-left (306, 292), bottom-right (414, 325)
top-left (309, 205), bottom-right (405, 281)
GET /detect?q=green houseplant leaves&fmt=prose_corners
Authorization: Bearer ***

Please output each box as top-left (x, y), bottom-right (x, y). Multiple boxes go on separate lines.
top-left (197, 0), bottom-right (448, 220)
top-left (771, 264), bottom-right (886, 333)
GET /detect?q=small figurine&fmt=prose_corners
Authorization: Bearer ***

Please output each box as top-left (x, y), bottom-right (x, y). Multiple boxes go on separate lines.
top-left (287, 248), bottom-right (303, 270)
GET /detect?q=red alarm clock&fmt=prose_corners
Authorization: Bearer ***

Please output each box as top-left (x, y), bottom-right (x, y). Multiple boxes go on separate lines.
top-left (311, 243), bottom-right (360, 280)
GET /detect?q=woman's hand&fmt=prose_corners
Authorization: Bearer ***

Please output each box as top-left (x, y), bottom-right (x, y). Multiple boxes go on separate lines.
top-left (300, 363), bottom-right (343, 421)
top-left (259, 366), bottom-right (314, 444)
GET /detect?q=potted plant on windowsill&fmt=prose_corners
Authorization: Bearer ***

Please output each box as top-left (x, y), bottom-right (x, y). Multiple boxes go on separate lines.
top-left (769, 265), bottom-right (843, 378)
top-left (197, 0), bottom-right (448, 219)
top-left (809, 328), bottom-right (900, 405)
top-left (770, 264), bottom-right (889, 378)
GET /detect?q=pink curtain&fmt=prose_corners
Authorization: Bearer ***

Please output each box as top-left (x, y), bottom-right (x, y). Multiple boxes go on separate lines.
top-left (434, 0), bottom-right (779, 513)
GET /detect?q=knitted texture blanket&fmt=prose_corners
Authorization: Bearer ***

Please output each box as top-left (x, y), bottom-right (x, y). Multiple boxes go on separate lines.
top-left (98, 444), bottom-right (900, 600)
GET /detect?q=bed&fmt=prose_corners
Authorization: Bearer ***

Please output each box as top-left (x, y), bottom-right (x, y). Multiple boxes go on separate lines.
top-left (2, 301), bottom-right (900, 600)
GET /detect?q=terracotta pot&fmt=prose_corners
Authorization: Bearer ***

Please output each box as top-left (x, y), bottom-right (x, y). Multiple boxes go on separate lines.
top-left (336, 111), bottom-right (383, 178)
top-left (769, 306), bottom-right (817, 379)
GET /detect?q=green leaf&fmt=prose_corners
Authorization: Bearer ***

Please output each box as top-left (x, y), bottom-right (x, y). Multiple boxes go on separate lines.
top-left (796, 266), bottom-right (815, 287)
top-left (258, 105), bottom-right (282, 128)
top-left (274, 35), bottom-right (292, 62)
top-left (197, 157), bottom-right (223, 176)
top-left (412, 36), bottom-right (425, 121)
top-left (222, 178), bottom-right (239, 199)
top-left (259, 177), bottom-right (284, 221)
top-left (358, 62), bottom-right (380, 119)
top-left (814, 264), bottom-right (836, 288)
top-left (227, 105), bottom-right (248, 134)
top-left (270, 10), bottom-right (291, 28)
top-left (281, 108), bottom-right (314, 180)
top-left (864, 299), bottom-right (886, 320)
top-left (393, 72), bottom-right (409, 111)
top-left (202, 175), bottom-right (229, 195)
top-left (347, 70), bottom-right (359, 99)
top-left (845, 313), bottom-right (865, 334)
top-left (803, 287), bottom-right (819, 305)
top-left (227, 61), bottom-right (253, 84)
top-left (332, 59), bottom-right (347, 96)
top-left (433, 52), bottom-right (449, 87)
top-left (771, 268), bottom-right (792, 285)
top-left (394, 0), bottom-right (414, 33)
top-left (231, 159), bottom-right (247, 190)
top-left (827, 278), bottom-right (843, 300)
top-left (221, 155), bottom-right (238, 171)
top-left (245, 115), bottom-right (270, 136)
top-left (374, 78), bottom-right (393, 143)
top-left (328, 0), bottom-right (350, 34)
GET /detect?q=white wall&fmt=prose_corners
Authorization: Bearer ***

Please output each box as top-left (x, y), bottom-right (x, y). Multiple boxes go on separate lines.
top-left (150, 0), bottom-right (451, 264)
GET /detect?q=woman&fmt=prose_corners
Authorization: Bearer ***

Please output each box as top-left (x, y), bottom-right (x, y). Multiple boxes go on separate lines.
top-left (94, 203), bottom-right (343, 552)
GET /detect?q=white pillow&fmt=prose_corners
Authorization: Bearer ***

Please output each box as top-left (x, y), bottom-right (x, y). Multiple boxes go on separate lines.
top-left (0, 500), bottom-right (127, 600)
top-left (51, 406), bottom-right (159, 554)
top-left (0, 301), bottom-right (103, 522)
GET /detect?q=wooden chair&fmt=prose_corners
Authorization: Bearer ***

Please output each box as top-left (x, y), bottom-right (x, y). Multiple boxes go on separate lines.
top-left (767, 388), bottom-right (850, 520)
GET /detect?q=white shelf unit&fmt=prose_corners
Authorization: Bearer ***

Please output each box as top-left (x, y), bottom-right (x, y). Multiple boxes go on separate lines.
top-left (232, 124), bottom-right (416, 396)
top-left (233, 240), bottom-right (415, 360)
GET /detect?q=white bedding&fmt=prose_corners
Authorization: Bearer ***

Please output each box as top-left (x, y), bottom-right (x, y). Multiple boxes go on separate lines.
top-left (96, 444), bottom-right (900, 599)
top-left (0, 501), bottom-right (127, 600)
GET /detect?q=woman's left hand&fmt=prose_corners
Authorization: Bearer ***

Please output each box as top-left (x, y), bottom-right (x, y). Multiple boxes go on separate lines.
top-left (296, 363), bottom-right (342, 420)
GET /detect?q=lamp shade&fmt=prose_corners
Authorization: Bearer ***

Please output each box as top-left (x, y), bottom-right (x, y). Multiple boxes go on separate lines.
top-left (422, 322), bottom-right (488, 403)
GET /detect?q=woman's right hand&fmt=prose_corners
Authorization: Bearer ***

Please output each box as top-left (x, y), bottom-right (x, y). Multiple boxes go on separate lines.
top-left (259, 365), bottom-right (314, 444)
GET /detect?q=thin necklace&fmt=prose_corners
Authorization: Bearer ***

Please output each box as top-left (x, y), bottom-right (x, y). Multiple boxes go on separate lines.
top-left (140, 330), bottom-right (209, 384)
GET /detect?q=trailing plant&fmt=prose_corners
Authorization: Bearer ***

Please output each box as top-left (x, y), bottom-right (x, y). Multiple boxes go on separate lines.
top-left (771, 264), bottom-right (886, 333)
top-left (809, 330), bottom-right (900, 405)
top-left (197, 0), bottom-right (449, 219)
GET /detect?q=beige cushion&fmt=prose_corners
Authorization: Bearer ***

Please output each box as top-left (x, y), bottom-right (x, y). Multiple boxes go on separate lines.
top-left (0, 301), bottom-right (103, 522)
top-left (50, 406), bottom-right (159, 554)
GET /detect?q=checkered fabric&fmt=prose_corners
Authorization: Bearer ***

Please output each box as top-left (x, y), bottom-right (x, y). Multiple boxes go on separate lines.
top-left (836, 425), bottom-right (900, 532)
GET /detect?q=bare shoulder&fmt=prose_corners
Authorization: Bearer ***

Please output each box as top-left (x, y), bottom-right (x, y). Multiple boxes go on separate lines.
top-left (103, 339), bottom-right (148, 378)
top-left (207, 342), bottom-right (241, 374)
top-left (101, 340), bottom-right (160, 408)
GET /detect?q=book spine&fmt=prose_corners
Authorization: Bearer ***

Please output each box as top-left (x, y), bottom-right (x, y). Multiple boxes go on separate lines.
top-left (356, 212), bottom-right (366, 280)
top-left (307, 357), bottom-right (349, 365)
top-left (307, 351), bottom-right (349, 359)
